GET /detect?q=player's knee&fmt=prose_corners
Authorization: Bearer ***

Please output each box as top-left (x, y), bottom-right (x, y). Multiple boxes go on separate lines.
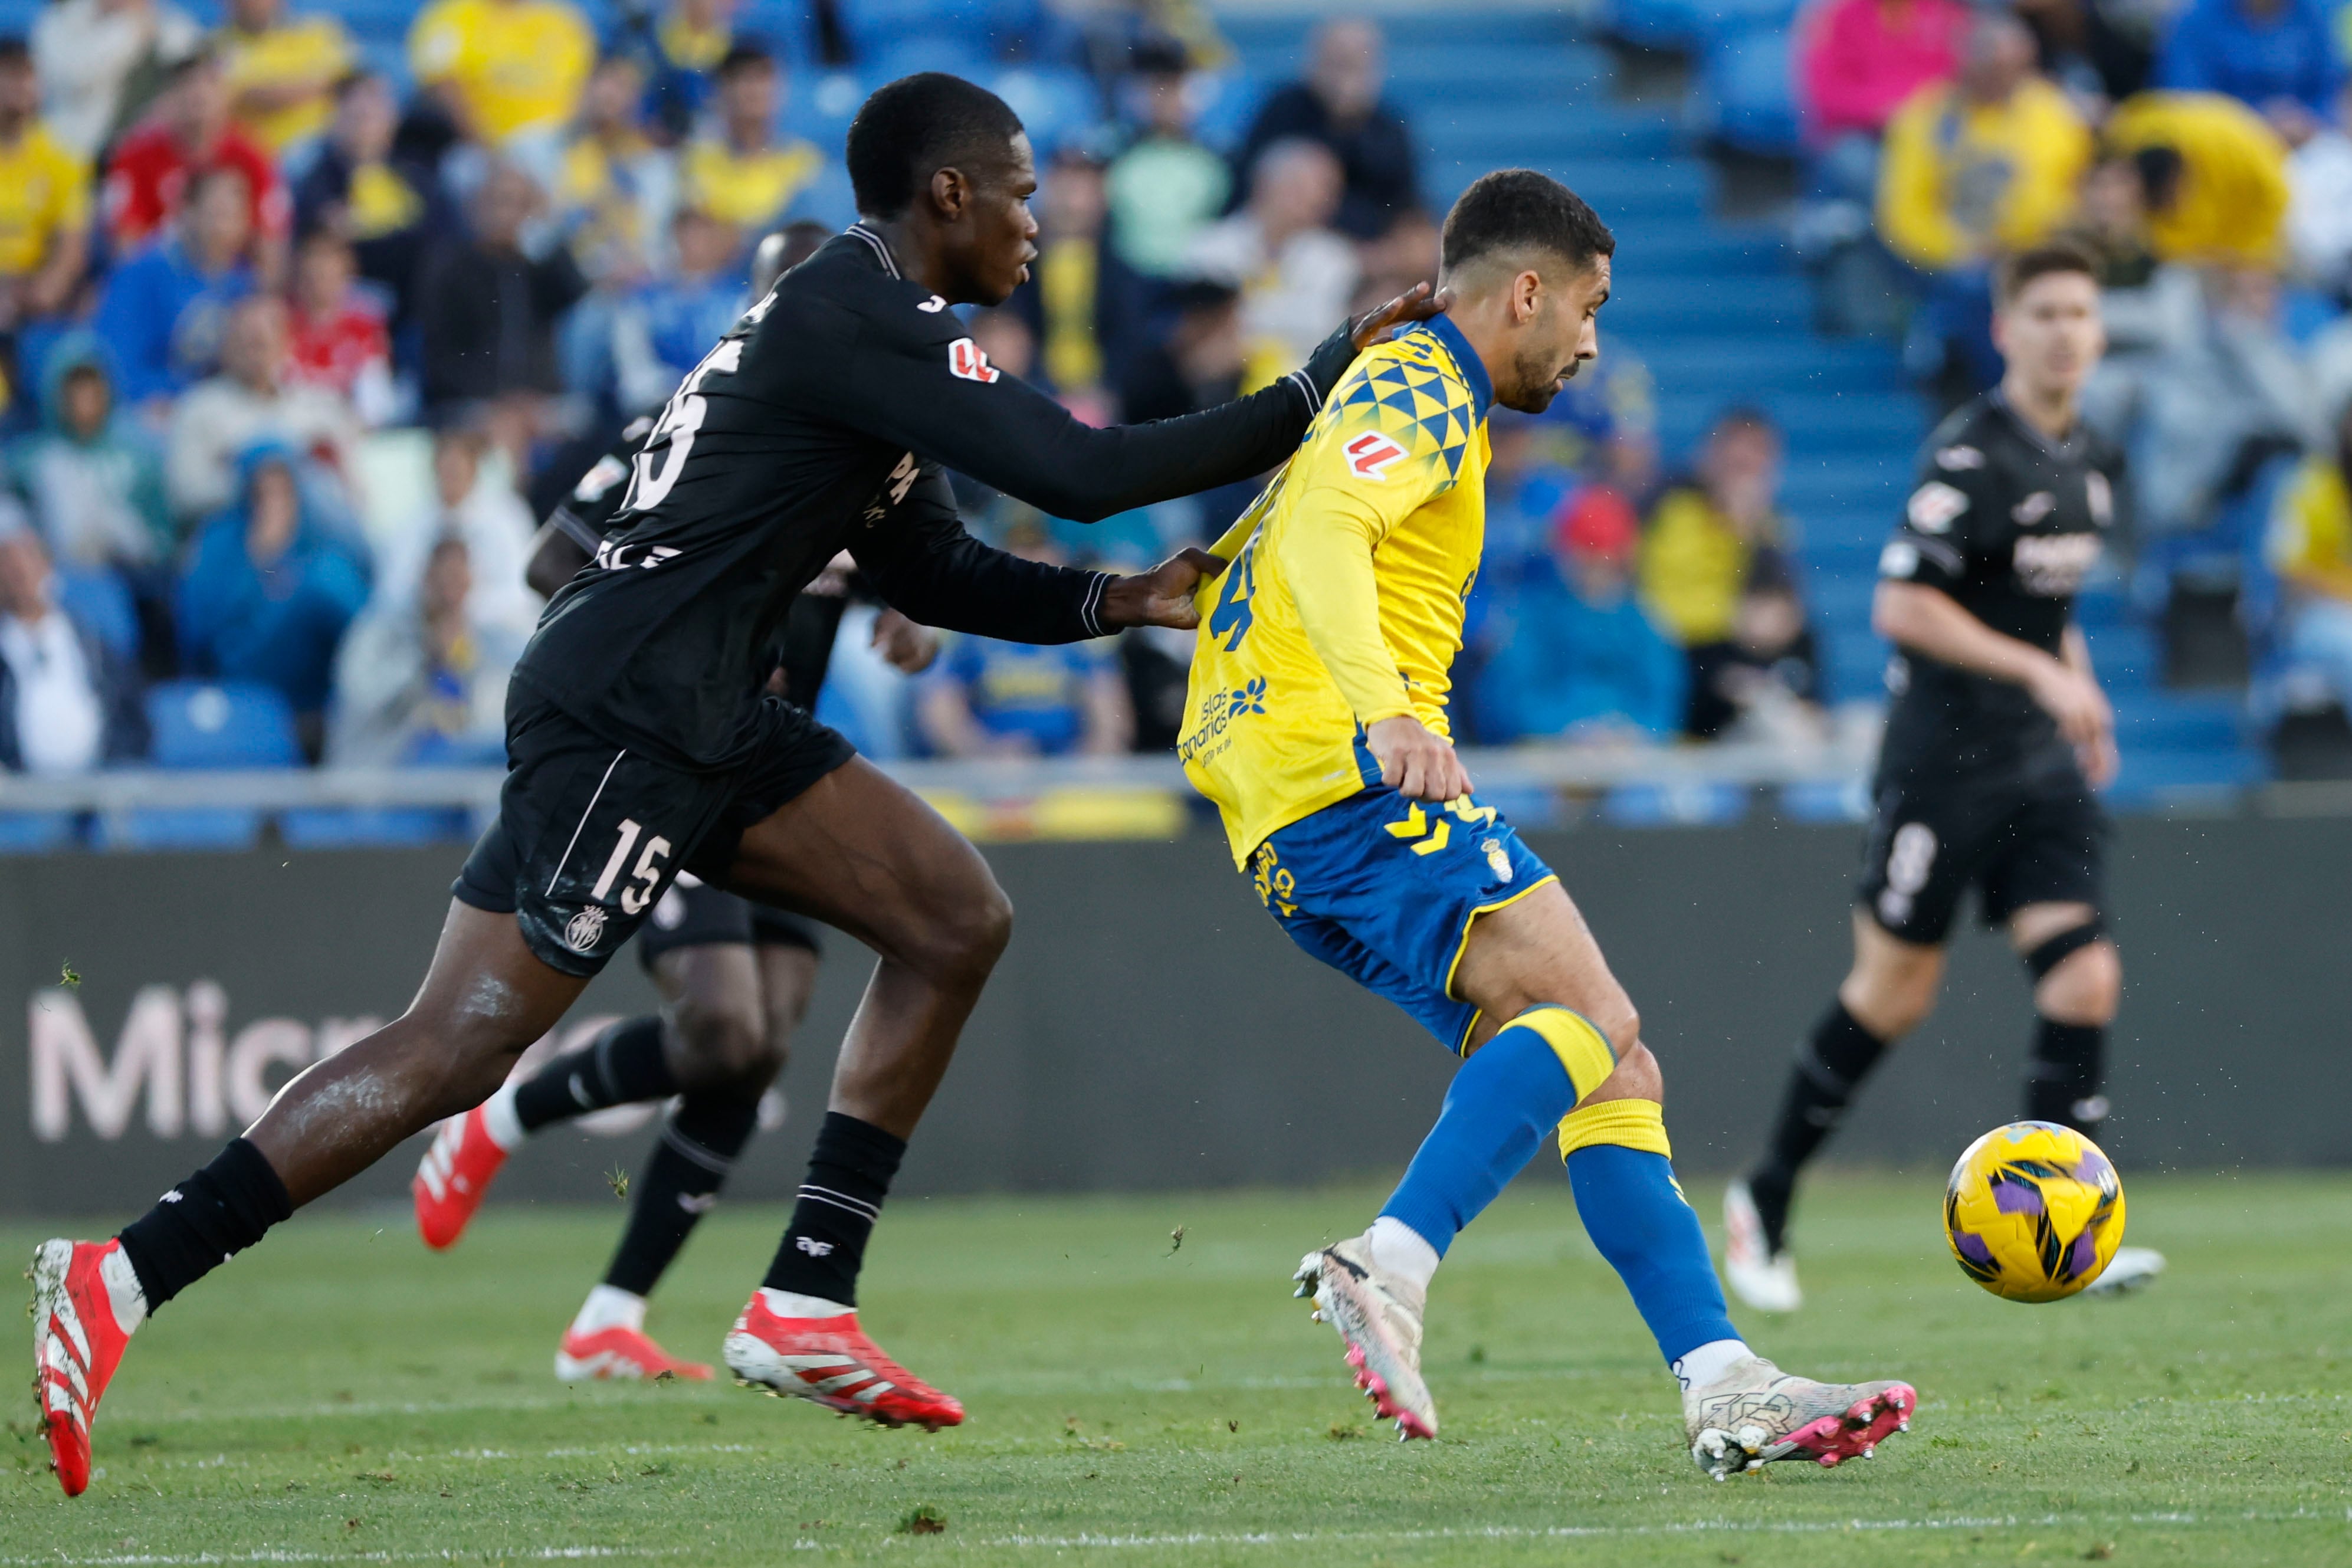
top-left (2036, 939), bottom-right (2120, 1025)
top-left (1843, 962), bottom-right (1938, 1040)
top-left (1603, 1038), bottom-right (1664, 1104)
top-left (1593, 999), bottom-right (1642, 1065)
top-left (670, 996), bottom-right (775, 1087)
top-left (924, 877), bottom-right (1014, 986)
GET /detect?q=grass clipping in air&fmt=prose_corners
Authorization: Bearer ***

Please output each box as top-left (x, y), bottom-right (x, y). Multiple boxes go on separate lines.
top-left (3, 1172), bottom-right (2347, 1564)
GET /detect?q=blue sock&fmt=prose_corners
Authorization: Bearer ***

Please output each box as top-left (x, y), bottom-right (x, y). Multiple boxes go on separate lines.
top-left (1379, 1023), bottom-right (1578, 1257)
top-left (1567, 1143), bottom-right (1740, 1364)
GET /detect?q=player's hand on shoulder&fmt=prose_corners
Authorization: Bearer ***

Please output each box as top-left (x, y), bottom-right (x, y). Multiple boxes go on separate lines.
top-left (1350, 281), bottom-right (1447, 352)
top-left (1366, 714), bottom-right (1471, 803)
top-left (1101, 548), bottom-right (1227, 632)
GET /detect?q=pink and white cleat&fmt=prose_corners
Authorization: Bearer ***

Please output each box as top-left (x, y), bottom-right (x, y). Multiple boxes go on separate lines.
top-left (555, 1324), bottom-right (714, 1383)
top-left (412, 1107), bottom-right (510, 1250)
top-left (723, 1290), bottom-right (965, 1431)
top-left (1293, 1234), bottom-right (1438, 1440)
top-left (31, 1238), bottom-right (145, 1497)
top-left (1684, 1355), bottom-right (1917, 1479)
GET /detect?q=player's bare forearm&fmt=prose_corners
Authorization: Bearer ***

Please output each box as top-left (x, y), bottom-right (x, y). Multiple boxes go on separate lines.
top-left (1873, 580), bottom-right (2059, 687)
top-left (2062, 625), bottom-right (2096, 680)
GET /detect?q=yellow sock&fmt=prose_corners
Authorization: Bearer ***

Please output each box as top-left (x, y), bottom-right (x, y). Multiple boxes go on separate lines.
top-left (1558, 1097), bottom-right (1672, 1162)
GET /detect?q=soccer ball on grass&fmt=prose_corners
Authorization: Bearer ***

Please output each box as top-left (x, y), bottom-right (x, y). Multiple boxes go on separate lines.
top-left (1944, 1121), bottom-right (2125, 1303)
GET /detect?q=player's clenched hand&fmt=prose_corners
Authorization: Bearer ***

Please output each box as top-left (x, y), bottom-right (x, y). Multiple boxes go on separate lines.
top-left (1100, 549), bottom-right (1227, 631)
top-left (871, 608), bottom-right (939, 674)
top-left (1349, 281), bottom-right (1449, 352)
top-left (1366, 714), bottom-right (1471, 803)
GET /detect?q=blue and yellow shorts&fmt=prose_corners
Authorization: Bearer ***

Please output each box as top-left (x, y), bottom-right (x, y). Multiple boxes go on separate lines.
top-left (1249, 786), bottom-right (1557, 1054)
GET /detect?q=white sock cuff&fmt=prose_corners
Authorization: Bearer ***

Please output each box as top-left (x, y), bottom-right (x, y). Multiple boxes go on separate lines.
top-left (757, 1288), bottom-right (854, 1320)
top-left (1366, 1216), bottom-right (1442, 1293)
top-left (1671, 1337), bottom-right (1751, 1393)
top-left (573, 1283), bottom-right (647, 1336)
top-left (481, 1081), bottom-right (526, 1151)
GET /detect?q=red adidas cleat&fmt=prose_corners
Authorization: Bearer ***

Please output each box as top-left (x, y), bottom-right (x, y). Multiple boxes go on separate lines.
top-left (412, 1107), bottom-right (509, 1249)
top-left (723, 1290), bottom-right (964, 1431)
top-left (555, 1325), bottom-right (715, 1383)
top-left (31, 1239), bottom-right (143, 1498)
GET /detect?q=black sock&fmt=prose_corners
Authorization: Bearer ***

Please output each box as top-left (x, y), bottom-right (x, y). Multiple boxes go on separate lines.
top-left (2026, 1018), bottom-right (2107, 1134)
top-left (760, 1112), bottom-right (906, 1307)
top-left (602, 1092), bottom-right (763, 1297)
top-left (116, 1138), bottom-right (294, 1313)
top-left (513, 1016), bottom-right (679, 1132)
top-left (1747, 1000), bottom-right (1888, 1252)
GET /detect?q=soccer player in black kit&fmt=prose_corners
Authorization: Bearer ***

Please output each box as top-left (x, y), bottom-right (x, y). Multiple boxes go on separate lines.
top-left (406, 227), bottom-right (944, 1386)
top-left (33, 74), bottom-right (1441, 1494)
top-left (1721, 243), bottom-right (2164, 1313)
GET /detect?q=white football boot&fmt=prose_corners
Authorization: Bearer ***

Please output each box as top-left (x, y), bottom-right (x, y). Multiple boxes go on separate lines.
top-left (1293, 1234), bottom-right (1437, 1439)
top-left (2081, 1245), bottom-right (2166, 1297)
top-left (1685, 1354), bottom-right (1917, 1479)
top-left (1722, 1180), bottom-right (1803, 1313)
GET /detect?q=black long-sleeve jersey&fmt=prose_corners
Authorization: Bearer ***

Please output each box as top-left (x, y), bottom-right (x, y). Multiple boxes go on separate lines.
top-left (515, 223), bottom-right (1337, 772)
top-left (1875, 389), bottom-right (2131, 780)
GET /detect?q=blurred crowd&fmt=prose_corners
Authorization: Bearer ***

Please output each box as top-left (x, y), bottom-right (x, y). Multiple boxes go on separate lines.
top-left (0, 0), bottom-right (1842, 780)
top-left (1787, 0), bottom-right (2352, 724)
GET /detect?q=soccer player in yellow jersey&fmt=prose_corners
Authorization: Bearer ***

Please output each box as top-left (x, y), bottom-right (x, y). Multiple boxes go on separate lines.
top-left (1179, 171), bottom-right (1919, 1477)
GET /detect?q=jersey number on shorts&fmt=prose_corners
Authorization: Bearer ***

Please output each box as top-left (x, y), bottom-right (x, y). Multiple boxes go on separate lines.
top-left (592, 818), bottom-right (674, 916)
top-left (622, 338), bottom-right (747, 516)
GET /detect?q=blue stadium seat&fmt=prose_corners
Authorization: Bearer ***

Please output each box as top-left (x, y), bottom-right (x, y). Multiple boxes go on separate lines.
top-left (280, 807), bottom-right (471, 848)
top-left (1691, 27), bottom-right (1802, 158)
top-left (987, 64), bottom-right (1102, 158)
top-left (96, 806), bottom-right (267, 852)
top-left (1777, 779), bottom-right (1871, 823)
top-left (146, 681), bottom-right (303, 769)
top-left (1599, 781), bottom-right (1751, 827)
top-left (0, 813), bottom-right (84, 854)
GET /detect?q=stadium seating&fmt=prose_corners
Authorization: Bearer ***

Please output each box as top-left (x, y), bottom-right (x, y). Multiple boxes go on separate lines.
top-left (94, 681), bottom-right (303, 852)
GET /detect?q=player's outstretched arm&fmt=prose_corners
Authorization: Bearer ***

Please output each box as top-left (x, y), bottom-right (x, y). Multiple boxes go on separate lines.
top-left (842, 286), bottom-right (1444, 525)
top-left (853, 467), bottom-right (1218, 643)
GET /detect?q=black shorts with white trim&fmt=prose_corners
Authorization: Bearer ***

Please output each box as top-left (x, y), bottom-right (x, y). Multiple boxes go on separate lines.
top-left (454, 694), bottom-right (853, 977)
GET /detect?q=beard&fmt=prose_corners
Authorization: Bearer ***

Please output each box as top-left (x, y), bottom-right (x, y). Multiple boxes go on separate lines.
top-left (1500, 345), bottom-right (1579, 414)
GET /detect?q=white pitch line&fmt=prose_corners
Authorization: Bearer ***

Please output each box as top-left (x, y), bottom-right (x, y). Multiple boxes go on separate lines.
top-left (0, 1549), bottom-right (707, 1567)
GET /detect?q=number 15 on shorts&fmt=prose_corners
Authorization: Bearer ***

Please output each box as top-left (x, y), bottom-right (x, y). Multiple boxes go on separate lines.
top-left (593, 818), bottom-right (674, 915)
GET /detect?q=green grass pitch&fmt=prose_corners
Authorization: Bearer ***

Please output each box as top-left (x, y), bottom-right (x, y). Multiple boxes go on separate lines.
top-left (6, 1170), bottom-right (2350, 1564)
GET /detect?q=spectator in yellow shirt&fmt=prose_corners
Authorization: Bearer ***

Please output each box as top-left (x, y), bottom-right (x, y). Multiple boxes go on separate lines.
top-left (678, 44), bottom-right (821, 232)
top-left (216, 0), bottom-right (351, 156)
top-left (2267, 399), bottom-right (2352, 719)
top-left (2102, 91), bottom-right (2291, 267)
top-left (557, 54), bottom-right (674, 283)
top-left (1638, 407), bottom-right (1792, 647)
top-left (0, 38), bottom-right (90, 343)
top-left (636, 0), bottom-right (732, 143)
top-left (1876, 12), bottom-right (2092, 271)
top-left (409, 0), bottom-right (595, 148)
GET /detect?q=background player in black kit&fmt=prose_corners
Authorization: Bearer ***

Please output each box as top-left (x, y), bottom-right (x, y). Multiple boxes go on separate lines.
top-left (35, 72), bottom-right (1444, 1492)
top-left (1720, 243), bottom-right (2164, 1314)
top-left (407, 229), bottom-right (944, 1386)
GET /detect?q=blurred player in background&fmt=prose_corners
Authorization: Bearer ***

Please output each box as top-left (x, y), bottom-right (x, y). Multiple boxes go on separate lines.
top-left (1723, 242), bottom-right (2165, 1314)
top-left (407, 228), bottom-right (937, 1385)
top-left (1180, 169), bottom-right (1917, 1478)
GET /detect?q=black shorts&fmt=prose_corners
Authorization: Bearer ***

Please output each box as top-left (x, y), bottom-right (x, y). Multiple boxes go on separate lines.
top-left (637, 874), bottom-right (824, 970)
top-left (454, 696), bottom-right (854, 976)
top-left (1855, 765), bottom-right (2107, 945)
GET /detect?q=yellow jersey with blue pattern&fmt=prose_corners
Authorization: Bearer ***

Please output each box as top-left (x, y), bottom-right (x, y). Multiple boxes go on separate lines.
top-left (1179, 311), bottom-right (1492, 865)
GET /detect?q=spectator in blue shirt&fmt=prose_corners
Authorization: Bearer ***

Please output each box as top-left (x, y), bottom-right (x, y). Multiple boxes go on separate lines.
top-left (2156, 0), bottom-right (2347, 119)
top-left (92, 165), bottom-right (261, 415)
top-left (176, 439), bottom-right (369, 755)
top-left (916, 520), bottom-right (1133, 757)
top-left (1468, 486), bottom-right (1685, 744)
top-left (611, 204), bottom-right (746, 411)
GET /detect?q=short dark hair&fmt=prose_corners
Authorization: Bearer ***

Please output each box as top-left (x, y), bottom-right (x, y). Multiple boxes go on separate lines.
top-left (0, 35), bottom-right (31, 68)
top-left (846, 73), bottom-right (1026, 219)
top-left (717, 41), bottom-right (773, 78)
top-left (1995, 240), bottom-right (2098, 306)
top-left (1440, 169), bottom-right (1613, 277)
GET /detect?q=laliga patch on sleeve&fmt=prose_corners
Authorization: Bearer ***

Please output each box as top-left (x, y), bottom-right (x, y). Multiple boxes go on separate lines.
top-left (947, 337), bottom-right (1000, 383)
top-left (1344, 432), bottom-right (1407, 480)
top-left (572, 453), bottom-right (630, 503)
top-left (1907, 480), bottom-right (1969, 534)
top-left (1879, 539), bottom-right (1921, 578)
